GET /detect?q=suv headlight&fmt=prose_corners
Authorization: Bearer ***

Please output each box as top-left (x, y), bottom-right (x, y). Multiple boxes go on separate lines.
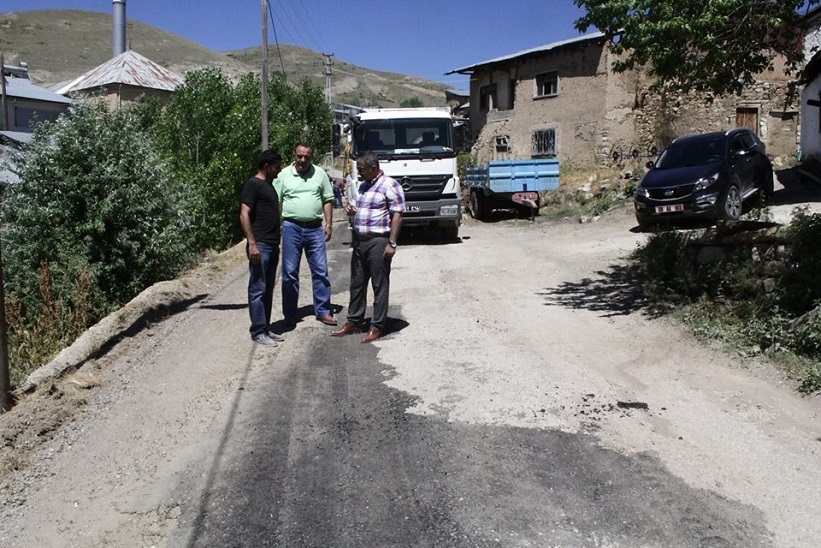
top-left (694, 172), bottom-right (719, 191)
top-left (634, 185), bottom-right (649, 198)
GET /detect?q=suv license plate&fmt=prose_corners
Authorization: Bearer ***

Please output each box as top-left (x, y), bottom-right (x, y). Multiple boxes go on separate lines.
top-left (655, 204), bottom-right (684, 214)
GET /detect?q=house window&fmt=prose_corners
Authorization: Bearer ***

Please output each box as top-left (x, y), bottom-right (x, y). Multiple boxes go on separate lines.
top-left (479, 83), bottom-right (497, 112)
top-left (532, 128), bottom-right (557, 157)
top-left (534, 70), bottom-right (559, 98)
top-left (495, 135), bottom-right (510, 153)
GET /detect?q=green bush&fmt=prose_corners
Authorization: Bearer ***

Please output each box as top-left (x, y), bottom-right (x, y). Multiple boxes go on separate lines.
top-left (153, 69), bottom-right (332, 251)
top-left (628, 217), bottom-right (821, 392)
top-left (2, 101), bottom-right (193, 314)
top-left (1, 101), bottom-right (194, 383)
top-left (779, 208), bottom-right (821, 314)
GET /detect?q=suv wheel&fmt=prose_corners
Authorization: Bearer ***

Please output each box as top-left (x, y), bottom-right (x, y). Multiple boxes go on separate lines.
top-left (721, 184), bottom-right (742, 220)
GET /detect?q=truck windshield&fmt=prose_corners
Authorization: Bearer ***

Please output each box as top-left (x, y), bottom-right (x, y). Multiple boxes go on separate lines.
top-left (353, 118), bottom-right (455, 158)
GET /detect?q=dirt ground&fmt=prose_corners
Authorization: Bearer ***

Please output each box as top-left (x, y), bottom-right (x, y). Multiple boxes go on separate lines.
top-left (0, 181), bottom-right (819, 546)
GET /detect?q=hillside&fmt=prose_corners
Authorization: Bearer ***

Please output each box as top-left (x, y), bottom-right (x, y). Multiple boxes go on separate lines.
top-left (229, 45), bottom-right (450, 108)
top-left (0, 9), bottom-right (450, 107)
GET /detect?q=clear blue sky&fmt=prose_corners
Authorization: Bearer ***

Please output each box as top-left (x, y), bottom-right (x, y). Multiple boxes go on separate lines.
top-left (1, 0), bottom-right (590, 90)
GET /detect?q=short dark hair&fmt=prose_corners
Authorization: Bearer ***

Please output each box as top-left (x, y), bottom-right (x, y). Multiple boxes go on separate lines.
top-left (259, 149), bottom-right (281, 168)
top-left (358, 150), bottom-right (379, 169)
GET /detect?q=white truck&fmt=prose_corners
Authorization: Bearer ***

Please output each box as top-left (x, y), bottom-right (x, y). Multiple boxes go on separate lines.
top-left (345, 107), bottom-right (462, 240)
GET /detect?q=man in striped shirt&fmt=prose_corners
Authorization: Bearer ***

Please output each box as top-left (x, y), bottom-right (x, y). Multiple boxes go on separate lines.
top-left (331, 151), bottom-right (405, 343)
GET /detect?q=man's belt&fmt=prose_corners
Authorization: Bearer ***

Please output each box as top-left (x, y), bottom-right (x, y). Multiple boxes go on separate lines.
top-left (355, 232), bottom-right (389, 240)
top-left (284, 218), bottom-right (323, 229)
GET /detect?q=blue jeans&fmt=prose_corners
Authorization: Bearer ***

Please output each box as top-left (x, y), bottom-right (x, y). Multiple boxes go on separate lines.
top-left (247, 242), bottom-right (279, 339)
top-left (281, 221), bottom-right (332, 319)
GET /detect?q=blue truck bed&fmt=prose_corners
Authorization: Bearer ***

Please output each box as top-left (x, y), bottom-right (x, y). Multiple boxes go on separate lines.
top-left (463, 159), bottom-right (560, 193)
top-left (463, 159), bottom-right (560, 220)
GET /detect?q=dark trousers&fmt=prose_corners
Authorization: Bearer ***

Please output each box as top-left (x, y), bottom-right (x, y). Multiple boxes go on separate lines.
top-left (347, 236), bottom-right (391, 331)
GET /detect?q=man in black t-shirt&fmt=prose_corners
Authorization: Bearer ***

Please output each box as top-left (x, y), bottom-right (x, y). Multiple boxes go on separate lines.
top-left (240, 150), bottom-right (283, 346)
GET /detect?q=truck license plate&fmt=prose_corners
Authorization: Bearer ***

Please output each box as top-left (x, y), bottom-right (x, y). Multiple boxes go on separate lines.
top-left (408, 205), bottom-right (421, 212)
top-left (655, 204), bottom-right (683, 214)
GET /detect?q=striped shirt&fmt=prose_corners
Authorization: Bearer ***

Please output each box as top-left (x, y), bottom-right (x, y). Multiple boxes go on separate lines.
top-left (352, 171), bottom-right (406, 236)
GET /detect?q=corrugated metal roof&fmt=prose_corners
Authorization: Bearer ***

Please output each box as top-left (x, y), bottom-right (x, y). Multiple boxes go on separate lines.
top-left (55, 50), bottom-right (184, 95)
top-left (2, 75), bottom-right (72, 104)
top-left (446, 32), bottom-right (605, 75)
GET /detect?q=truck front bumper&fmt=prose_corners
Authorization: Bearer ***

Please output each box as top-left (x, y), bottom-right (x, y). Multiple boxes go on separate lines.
top-left (402, 199), bottom-right (462, 227)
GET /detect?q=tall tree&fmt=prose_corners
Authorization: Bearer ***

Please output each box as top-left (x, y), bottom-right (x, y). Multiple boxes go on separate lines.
top-left (574, 0), bottom-right (818, 95)
top-left (154, 68), bottom-right (332, 251)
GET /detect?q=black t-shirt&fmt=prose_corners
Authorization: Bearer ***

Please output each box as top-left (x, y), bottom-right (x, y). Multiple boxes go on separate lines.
top-left (240, 176), bottom-right (281, 245)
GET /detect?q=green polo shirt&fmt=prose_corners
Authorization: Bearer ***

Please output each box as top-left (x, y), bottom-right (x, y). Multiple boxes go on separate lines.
top-left (274, 164), bottom-right (336, 221)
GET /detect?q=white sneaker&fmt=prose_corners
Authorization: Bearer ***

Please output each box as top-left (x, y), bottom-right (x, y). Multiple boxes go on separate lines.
top-left (267, 331), bottom-right (285, 342)
top-left (252, 333), bottom-right (278, 347)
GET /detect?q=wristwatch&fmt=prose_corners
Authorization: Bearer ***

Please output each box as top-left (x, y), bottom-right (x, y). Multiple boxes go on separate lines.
top-left (388, 240), bottom-right (398, 249)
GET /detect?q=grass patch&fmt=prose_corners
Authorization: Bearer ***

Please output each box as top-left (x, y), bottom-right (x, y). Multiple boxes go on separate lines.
top-left (627, 211), bottom-right (821, 393)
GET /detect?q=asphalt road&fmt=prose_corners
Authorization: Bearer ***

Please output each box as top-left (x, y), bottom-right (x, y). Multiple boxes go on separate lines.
top-left (2, 206), bottom-right (818, 547)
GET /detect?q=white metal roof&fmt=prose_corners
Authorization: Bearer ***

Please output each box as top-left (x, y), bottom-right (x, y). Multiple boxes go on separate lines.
top-left (358, 107), bottom-right (452, 120)
top-left (55, 50), bottom-right (184, 95)
top-left (446, 32), bottom-right (605, 75)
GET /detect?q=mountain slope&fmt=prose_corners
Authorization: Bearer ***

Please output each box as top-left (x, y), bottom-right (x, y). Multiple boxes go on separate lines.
top-left (0, 9), bottom-right (449, 106)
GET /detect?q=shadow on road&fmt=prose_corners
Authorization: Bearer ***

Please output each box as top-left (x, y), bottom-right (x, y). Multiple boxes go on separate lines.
top-left (774, 167), bottom-right (821, 207)
top-left (537, 263), bottom-right (656, 318)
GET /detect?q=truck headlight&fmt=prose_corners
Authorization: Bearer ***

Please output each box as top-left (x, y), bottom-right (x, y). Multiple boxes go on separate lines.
top-left (439, 205), bottom-right (460, 216)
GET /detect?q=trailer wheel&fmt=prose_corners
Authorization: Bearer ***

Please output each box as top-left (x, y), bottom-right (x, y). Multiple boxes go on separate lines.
top-left (469, 189), bottom-right (489, 221)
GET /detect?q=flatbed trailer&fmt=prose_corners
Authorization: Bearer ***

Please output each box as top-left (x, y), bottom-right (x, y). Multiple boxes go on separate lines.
top-left (463, 159), bottom-right (559, 220)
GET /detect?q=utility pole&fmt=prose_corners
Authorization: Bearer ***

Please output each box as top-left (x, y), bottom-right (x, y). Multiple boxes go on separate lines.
top-left (1, 52), bottom-right (9, 131)
top-left (0, 235), bottom-right (10, 413)
top-left (0, 51), bottom-right (10, 412)
top-left (323, 53), bottom-right (334, 105)
top-left (260, 0), bottom-right (269, 150)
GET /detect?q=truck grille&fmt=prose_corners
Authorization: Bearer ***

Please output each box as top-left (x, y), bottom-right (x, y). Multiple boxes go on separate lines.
top-left (398, 175), bottom-right (451, 201)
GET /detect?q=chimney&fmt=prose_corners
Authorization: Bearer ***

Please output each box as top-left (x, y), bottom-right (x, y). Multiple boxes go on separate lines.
top-left (113, 0), bottom-right (126, 57)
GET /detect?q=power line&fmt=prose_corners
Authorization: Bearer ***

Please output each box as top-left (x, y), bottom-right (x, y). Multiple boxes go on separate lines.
top-left (267, 1), bottom-right (287, 78)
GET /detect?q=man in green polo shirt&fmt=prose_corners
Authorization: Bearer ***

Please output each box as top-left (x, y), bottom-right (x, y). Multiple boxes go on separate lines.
top-left (274, 142), bottom-right (338, 326)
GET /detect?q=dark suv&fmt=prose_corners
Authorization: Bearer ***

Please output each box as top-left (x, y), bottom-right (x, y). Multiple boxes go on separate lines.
top-left (634, 128), bottom-right (773, 229)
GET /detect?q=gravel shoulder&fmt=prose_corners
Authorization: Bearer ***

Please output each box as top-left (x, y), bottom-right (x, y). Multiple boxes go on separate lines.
top-left (0, 198), bottom-right (819, 547)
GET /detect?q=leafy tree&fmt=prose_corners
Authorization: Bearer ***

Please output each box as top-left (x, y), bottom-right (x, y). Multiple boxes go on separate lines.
top-left (400, 97), bottom-right (425, 108)
top-left (1, 101), bottom-right (192, 318)
top-left (154, 69), bottom-right (333, 250)
top-left (574, 0), bottom-right (817, 95)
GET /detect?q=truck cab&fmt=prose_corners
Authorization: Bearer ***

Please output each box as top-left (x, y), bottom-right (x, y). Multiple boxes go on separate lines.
top-left (347, 107), bottom-right (462, 240)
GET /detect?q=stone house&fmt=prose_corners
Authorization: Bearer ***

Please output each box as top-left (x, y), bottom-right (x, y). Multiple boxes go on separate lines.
top-left (801, 5), bottom-right (821, 159)
top-left (447, 32), bottom-right (799, 169)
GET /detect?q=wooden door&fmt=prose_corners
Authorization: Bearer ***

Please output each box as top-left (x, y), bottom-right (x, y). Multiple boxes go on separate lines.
top-left (736, 108), bottom-right (759, 134)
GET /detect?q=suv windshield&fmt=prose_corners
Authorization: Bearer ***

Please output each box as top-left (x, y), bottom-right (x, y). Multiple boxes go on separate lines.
top-left (655, 138), bottom-right (726, 169)
top-left (353, 118), bottom-right (454, 158)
